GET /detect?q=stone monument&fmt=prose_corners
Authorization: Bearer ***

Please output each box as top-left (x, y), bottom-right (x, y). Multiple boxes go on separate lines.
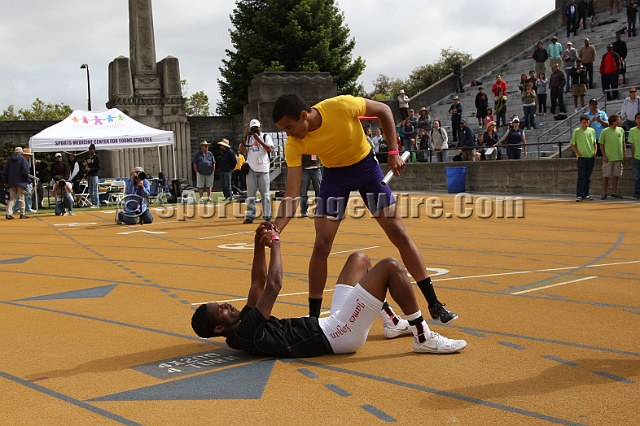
top-left (105, 0), bottom-right (190, 179)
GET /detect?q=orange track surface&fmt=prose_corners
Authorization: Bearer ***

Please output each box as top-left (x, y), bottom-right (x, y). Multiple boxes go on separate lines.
top-left (1, 193), bottom-right (638, 425)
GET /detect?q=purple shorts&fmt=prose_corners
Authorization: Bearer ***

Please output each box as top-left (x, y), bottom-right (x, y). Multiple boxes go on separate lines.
top-left (316, 153), bottom-right (396, 219)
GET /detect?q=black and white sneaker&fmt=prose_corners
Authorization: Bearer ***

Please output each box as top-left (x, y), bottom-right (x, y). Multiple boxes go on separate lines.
top-left (429, 303), bottom-right (458, 323)
top-left (576, 197), bottom-right (583, 202)
top-left (584, 195), bottom-right (593, 201)
top-left (611, 193), bottom-right (623, 199)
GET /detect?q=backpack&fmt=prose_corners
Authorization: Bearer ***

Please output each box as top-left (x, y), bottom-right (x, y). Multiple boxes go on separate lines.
top-left (0, 188), bottom-right (8, 205)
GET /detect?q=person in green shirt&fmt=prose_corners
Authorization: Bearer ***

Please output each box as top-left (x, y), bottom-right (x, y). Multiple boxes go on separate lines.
top-left (599, 114), bottom-right (627, 199)
top-left (628, 112), bottom-right (640, 199)
top-left (570, 115), bottom-right (597, 201)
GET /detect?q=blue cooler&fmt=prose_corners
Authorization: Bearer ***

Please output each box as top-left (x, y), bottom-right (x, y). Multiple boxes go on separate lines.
top-left (445, 167), bottom-right (466, 193)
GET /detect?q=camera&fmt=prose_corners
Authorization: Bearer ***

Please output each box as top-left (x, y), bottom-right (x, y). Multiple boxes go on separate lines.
top-left (134, 171), bottom-right (147, 181)
top-left (250, 126), bottom-right (259, 134)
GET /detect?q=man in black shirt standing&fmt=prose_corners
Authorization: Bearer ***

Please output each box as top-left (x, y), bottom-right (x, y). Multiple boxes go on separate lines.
top-left (191, 224), bottom-right (466, 357)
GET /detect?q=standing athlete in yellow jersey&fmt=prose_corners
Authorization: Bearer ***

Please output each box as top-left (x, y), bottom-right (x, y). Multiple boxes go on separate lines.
top-left (269, 94), bottom-right (457, 330)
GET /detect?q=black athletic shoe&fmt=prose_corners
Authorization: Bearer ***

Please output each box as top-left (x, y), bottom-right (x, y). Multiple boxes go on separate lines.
top-left (429, 303), bottom-right (458, 323)
top-left (243, 218), bottom-right (254, 224)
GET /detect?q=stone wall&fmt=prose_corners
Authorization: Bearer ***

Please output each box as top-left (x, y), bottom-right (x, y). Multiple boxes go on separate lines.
top-left (271, 158), bottom-right (636, 196)
top-left (0, 121), bottom-right (58, 147)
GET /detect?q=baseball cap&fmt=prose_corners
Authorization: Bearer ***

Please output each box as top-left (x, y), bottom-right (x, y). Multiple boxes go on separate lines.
top-left (589, 98), bottom-right (598, 105)
top-left (460, 118), bottom-right (467, 124)
top-left (512, 117), bottom-right (520, 122)
top-left (55, 153), bottom-right (62, 158)
top-left (134, 166), bottom-right (144, 173)
top-left (14, 147), bottom-right (23, 154)
top-left (249, 119), bottom-right (261, 128)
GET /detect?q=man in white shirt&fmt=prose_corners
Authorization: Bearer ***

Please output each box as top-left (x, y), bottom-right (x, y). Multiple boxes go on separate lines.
top-left (621, 88), bottom-right (640, 134)
top-left (52, 175), bottom-right (74, 216)
top-left (239, 119), bottom-right (274, 224)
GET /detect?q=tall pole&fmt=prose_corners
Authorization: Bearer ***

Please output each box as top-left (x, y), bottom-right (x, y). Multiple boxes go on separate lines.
top-left (80, 63), bottom-right (92, 111)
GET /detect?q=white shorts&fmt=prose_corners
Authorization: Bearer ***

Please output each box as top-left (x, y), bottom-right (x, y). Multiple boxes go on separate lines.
top-left (318, 284), bottom-right (383, 354)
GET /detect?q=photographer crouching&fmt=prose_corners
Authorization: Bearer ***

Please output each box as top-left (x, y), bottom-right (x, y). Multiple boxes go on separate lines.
top-left (52, 175), bottom-right (74, 216)
top-left (115, 166), bottom-right (153, 225)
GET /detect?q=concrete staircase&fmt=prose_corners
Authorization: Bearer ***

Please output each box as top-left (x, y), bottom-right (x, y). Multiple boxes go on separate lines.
top-left (422, 8), bottom-right (639, 159)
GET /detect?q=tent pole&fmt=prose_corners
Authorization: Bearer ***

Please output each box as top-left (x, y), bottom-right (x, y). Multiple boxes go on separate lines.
top-left (172, 144), bottom-right (178, 180)
top-left (157, 146), bottom-right (161, 176)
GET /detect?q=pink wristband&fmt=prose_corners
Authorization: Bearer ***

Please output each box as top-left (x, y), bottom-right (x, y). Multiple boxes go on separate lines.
top-left (271, 235), bottom-right (280, 242)
top-left (388, 150), bottom-right (400, 155)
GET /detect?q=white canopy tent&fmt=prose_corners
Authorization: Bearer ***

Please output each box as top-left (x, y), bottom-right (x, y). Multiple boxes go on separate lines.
top-left (28, 108), bottom-right (176, 177)
top-left (28, 108), bottom-right (176, 209)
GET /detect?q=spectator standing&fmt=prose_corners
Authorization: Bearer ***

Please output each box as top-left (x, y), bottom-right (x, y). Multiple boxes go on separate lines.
top-left (518, 74), bottom-right (529, 94)
top-left (521, 84), bottom-right (538, 130)
top-left (300, 154), bottom-right (322, 218)
top-left (233, 152), bottom-right (246, 192)
top-left (417, 128), bottom-right (431, 162)
top-left (397, 89), bottom-right (410, 120)
top-left (599, 114), bottom-right (627, 199)
top-left (82, 143), bottom-right (101, 208)
top-left (491, 75), bottom-right (508, 97)
top-left (547, 36), bottom-right (563, 70)
top-left (570, 115), bottom-right (598, 201)
top-left (549, 64), bottom-right (567, 116)
top-left (609, 0), bottom-right (621, 19)
top-left (406, 109), bottom-right (418, 128)
top-left (526, 70), bottom-right (537, 87)
top-left (562, 41), bottom-right (578, 92)
top-left (401, 119), bottom-right (416, 154)
top-left (67, 153), bottom-right (81, 194)
top-left (495, 118), bottom-right (527, 160)
top-left (599, 44), bottom-right (621, 101)
top-left (586, 98), bottom-right (608, 156)
top-left (570, 59), bottom-right (588, 111)
top-left (530, 41), bottom-right (549, 75)
top-left (371, 128), bottom-right (384, 154)
top-left (456, 119), bottom-right (476, 161)
top-left (483, 121), bottom-right (500, 160)
top-left (621, 88), bottom-right (640, 134)
top-left (217, 139), bottom-right (237, 201)
top-left (628, 112), bottom-right (640, 199)
top-left (50, 153), bottom-right (70, 181)
top-left (417, 107), bottom-right (432, 133)
top-left (628, 1), bottom-right (638, 37)
top-left (536, 72), bottom-right (549, 116)
top-left (430, 120), bottom-right (449, 163)
top-left (453, 59), bottom-right (464, 93)
top-left (566, 0), bottom-right (578, 37)
top-left (475, 87), bottom-right (489, 128)
top-left (448, 95), bottom-right (462, 142)
top-left (578, 0), bottom-right (589, 30)
top-left (2, 147), bottom-right (31, 219)
top-left (239, 119), bottom-right (273, 224)
top-left (494, 89), bottom-right (508, 128)
top-left (192, 141), bottom-right (216, 202)
top-left (612, 33), bottom-right (628, 84)
top-left (485, 108), bottom-right (494, 127)
top-left (579, 38), bottom-right (597, 88)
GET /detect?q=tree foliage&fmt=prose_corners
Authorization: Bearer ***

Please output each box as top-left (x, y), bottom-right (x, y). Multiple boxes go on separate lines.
top-left (368, 48), bottom-right (474, 99)
top-left (0, 98), bottom-right (73, 121)
top-left (217, 0), bottom-right (365, 116)
top-left (185, 91), bottom-right (211, 116)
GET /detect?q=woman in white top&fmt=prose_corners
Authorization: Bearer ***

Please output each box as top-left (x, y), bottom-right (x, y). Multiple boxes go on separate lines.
top-left (430, 120), bottom-right (449, 163)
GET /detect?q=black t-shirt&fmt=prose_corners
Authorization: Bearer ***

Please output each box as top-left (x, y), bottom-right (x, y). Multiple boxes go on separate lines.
top-left (226, 306), bottom-right (333, 358)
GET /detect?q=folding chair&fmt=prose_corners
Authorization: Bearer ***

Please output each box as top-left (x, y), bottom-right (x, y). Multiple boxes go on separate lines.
top-left (74, 182), bottom-right (92, 207)
top-left (107, 181), bottom-right (126, 206)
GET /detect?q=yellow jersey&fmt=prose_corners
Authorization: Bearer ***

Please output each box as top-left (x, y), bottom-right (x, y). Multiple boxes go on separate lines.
top-left (284, 95), bottom-right (371, 168)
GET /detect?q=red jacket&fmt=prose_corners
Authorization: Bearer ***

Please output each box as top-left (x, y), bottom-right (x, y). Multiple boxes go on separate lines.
top-left (492, 80), bottom-right (508, 97)
top-left (600, 51), bottom-right (621, 75)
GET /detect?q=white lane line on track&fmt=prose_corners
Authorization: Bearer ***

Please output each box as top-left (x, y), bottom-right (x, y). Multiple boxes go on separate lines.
top-left (330, 246), bottom-right (379, 255)
top-left (511, 276), bottom-right (598, 295)
top-left (434, 260), bottom-right (640, 282)
top-left (199, 231), bottom-right (252, 240)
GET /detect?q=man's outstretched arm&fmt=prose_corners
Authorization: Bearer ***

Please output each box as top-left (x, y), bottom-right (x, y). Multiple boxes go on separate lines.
top-left (254, 226), bottom-right (283, 320)
top-left (246, 231), bottom-right (268, 309)
top-left (365, 99), bottom-right (403, 176)
top-left (273, 165), bottom-right (302, 233)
